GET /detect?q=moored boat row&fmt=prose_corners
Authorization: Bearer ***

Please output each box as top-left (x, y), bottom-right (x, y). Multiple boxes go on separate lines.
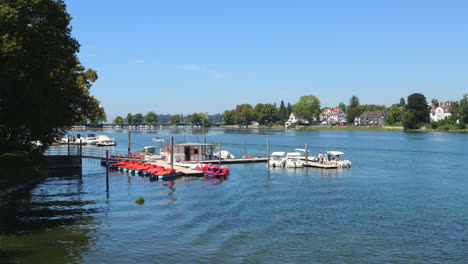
top-left (268, 150), bottom-right (351, 169)
top-left (110, 160), bottom-right (182, 180)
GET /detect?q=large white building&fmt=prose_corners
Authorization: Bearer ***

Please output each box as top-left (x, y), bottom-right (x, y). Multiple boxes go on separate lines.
top-left (319, 108), bottom-right (347, 124)
top-left (430, 103), bottom-right (452, 122)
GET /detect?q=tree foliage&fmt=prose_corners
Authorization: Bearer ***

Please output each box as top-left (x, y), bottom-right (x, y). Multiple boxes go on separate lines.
top-left (169, 115), bottom-right (181, 125)
top-left (349, 96), bottom-right (360, 108)
top-left (234, 104), bottom-right (254, 125)
top-left (403, 93), bottom-right (430, 129)
top-left (385, 104), bottom-right (403, 125)
top-left (191, 113), bottom-right (210, 127)
top-left (144, 112), bottom-right (158, 124)
top-left (133, 113), bottom-right (143, 125)
top-left (223, 110), bottom-right (235, 125)
top-left (0, 0), bottom-right (103, 152)
top-left (346, 96), bottom-right (361, 123)
top-left (293, 95), bottom-right (321, 121)
top-left (126, 113), bottom-right (133, 125)
top-left (399, 97), bottom-right (406, 107)
top-left (458, 94), bottom-right (468, 124)
top-left (278, 101), bottom-right (287, 121)
top-left (113, 116), bottom-right (124, 126)
top-left (338, 102), bottom-right (347, 112)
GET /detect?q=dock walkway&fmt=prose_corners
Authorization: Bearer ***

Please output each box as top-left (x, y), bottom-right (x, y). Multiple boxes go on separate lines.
top-left (148, 160), bottom-right (203, 176)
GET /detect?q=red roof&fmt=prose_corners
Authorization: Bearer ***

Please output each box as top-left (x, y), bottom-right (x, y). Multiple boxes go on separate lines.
top-left (320, 108), bottom-right (343, 115)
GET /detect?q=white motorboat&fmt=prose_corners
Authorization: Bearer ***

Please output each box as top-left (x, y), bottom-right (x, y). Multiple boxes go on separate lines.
top-left (152, 137), bottom-right (165, 143)
top-left (268, 151), bottom-right (286, 167)
top-left (96, 135), bottom-right (117, 146)
top-left (295, 148), bottom-right (317, 162)
top-left (59, 135), bottom-right (74, 144)
top-left (213, 150), bottom-right (236, 159)
top-left (86, 134), bottom-right (99, 145)
top-left (326, 151), bottom-right (352, 168)
top-left (285, 152), bottom-right (305, 168)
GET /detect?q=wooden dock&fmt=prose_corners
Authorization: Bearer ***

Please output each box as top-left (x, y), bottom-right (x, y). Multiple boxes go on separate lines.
top-left (199, 158), bottom-right (268, 164)
top-left (147, 160), bottom-right (204, 176)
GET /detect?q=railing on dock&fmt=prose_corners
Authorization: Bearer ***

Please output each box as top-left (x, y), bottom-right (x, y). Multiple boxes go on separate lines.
top-left (44, 147), bottom-right (144, 161)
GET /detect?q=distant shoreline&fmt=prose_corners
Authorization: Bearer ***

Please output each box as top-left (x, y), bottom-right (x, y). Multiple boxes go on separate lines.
top-left (70, 125), bottom-right (468, 133)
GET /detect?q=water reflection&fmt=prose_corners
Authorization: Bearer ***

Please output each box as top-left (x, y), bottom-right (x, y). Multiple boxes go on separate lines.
top-left (0, 173), bottom-right (102, 264)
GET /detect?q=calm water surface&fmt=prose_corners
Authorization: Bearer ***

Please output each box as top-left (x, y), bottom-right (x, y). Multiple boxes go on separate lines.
top-left (1, 129), bottom-right (467, 263)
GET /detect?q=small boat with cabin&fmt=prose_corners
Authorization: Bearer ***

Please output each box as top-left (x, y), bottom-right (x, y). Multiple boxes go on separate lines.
top-left (268, 151), bottom-right (286, 167)
top-left (285, 152), bottom-right (305, 168)
top-left (96, 135), bottom-right (117, 146)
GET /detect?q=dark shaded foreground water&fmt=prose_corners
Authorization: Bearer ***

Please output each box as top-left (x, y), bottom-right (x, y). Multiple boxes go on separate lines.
top-left (1, 129), bottom-right (468, 263)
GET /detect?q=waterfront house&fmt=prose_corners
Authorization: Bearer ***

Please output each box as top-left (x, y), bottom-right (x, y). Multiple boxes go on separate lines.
top-left (430, 103), bottom-right (452, 122)
top-left (320, 108), bottom-right (347, 124)
top-left (164, 142), bottom-right (215, 163)
top-left (285, 113), bottom-right (309, 128)
top-left (354, 111), bottom-right (387, 126)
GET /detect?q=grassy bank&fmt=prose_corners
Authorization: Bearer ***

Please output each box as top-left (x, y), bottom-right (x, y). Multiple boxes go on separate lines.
top-left (298, 126), bottom-right (405, 132)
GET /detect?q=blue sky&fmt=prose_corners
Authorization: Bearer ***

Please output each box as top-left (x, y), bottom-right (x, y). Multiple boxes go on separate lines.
top-left (65, 0), bottom-right (468, 120)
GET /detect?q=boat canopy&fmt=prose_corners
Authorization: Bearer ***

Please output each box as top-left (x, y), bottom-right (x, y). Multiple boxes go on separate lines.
top-left (295, 149), bottom-right (310, 152)
top-left (327, 151), bottom-right (344, 155)
top-left (286, 152), bottom-right (302, 157)
top-left (271, 151), bottom-right (286, 156)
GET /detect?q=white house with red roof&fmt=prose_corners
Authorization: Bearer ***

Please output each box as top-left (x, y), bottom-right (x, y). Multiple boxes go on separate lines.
top-left (285, 112), bottom-right (309, 128)
top-left (319, 108), bottom-right (347, 124)
top-left (430, 103), bottom-right (452, 122)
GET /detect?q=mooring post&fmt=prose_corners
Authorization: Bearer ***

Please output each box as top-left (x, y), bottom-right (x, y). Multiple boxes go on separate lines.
top-left (79, 139), bottom-right (83, 168)
top-left (106, 150), bottom-right (109, 190)
top-left (218, 140), bottom-right (221, 165)
top-left (170, 136), bottom-right (174, 169)
top-left (203, 137), bottom-right (207, 158)
top-left (267, 137), bottom-right (270, 166)
top-left (305, 143), bottom-right (309, 166)
top-left (127, 131), bottom-right (131, 153)
top-left (67, 135), bottom-right (70, 156)
top-left (244, 136), bottom-right (247, 158)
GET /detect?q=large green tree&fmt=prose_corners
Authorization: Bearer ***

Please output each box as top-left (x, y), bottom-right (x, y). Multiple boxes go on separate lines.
top-left (0, 0), bottom-right (103, 152)
top-left (144, 112), bottom-right (158, 124)
top-left (113, 116), bottom-right (124, 126)
top-left (126, 113), bottom-right (134, 125)
top-left (458, 94), bottom-right (468, 124)
top-left (133, 113), bottom-right (143, 126)
top-left (223, 110), bottom-right (235, 125)
top-left (278, 101), bottom-right (287, 121)
top-left (169, 115), bottom-right (181, 125)
top-left (385, 104), bottom-right (403, 125)
top-left (234, 104), bottom-right (254, 125)
top-left (293, 95), bottom-right (321, 122)
top-left (346, 95), bottom-right (361, 123)
top-left (402, 93), bottom-right (430, 129)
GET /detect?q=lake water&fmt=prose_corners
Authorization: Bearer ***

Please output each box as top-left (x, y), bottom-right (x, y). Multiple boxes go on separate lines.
top-left (1, 128), bottom-right (467, 263)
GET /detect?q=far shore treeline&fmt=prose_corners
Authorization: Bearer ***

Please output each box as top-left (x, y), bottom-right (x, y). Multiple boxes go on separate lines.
top-left (111, 93), bottom-right (468, 131)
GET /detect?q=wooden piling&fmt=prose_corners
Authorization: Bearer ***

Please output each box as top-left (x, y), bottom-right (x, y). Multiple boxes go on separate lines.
top-left (127, 131), bottom-right (131, 153)
top-left (170, 136), bottom-right (174, 169)
top-left (266, 137), bottom-right (270, 165)
top-left (106, 150), bottom-right (109, 190)
top-left (218, 140), bottom-right (221, 165)
top-left (244, 136), bottom-right (247, 158)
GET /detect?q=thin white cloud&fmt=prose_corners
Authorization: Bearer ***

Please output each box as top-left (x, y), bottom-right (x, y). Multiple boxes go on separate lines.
top-left (176, 64), bottom-right (225, 79)
top-left (135, 60), bottom-right (145, 64)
